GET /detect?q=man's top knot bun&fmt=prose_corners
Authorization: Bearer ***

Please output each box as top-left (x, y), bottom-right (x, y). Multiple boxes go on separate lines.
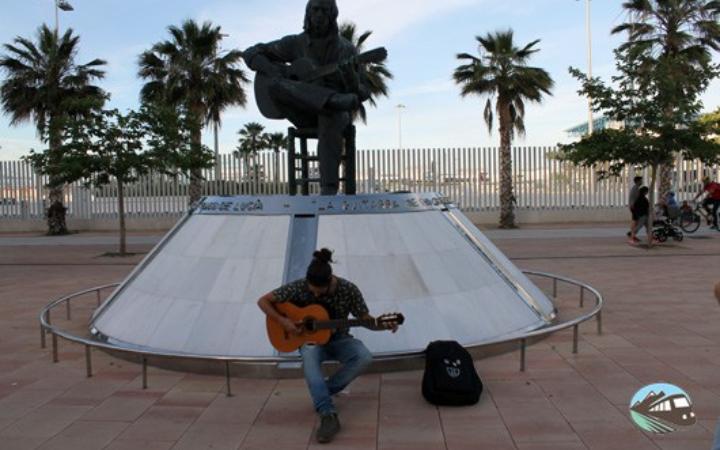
top-left (313, 248), bottom-right (333, 264)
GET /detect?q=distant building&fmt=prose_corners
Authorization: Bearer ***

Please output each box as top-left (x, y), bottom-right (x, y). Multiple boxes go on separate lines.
top-left (565, 117), bottom-right (624, 137)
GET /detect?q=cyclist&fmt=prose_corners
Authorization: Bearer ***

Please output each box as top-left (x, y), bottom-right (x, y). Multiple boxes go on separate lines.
top-left (693, 177), bottom-right (720, 230)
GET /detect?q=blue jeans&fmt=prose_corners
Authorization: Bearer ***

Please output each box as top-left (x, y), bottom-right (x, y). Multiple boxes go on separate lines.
top-left (713, 418), bottom-right (720, 450)
top-left (299, 334), bottom-right (373, 415)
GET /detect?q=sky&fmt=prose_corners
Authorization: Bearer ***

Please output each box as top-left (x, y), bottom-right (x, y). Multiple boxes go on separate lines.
top-left (1, 0), bottom-right (719, 161)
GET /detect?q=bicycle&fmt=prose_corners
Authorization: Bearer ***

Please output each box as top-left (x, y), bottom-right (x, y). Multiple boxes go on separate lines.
top-left (678, 201), bottom-right (720, 233)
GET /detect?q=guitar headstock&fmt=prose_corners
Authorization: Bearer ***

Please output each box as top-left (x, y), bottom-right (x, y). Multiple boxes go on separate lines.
top-left (370, 312), bottom-right (404, 331)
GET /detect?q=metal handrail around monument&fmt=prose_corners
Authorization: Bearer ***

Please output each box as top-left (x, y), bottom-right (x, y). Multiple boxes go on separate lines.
top-left (38, 271), bottom-right (603, 396)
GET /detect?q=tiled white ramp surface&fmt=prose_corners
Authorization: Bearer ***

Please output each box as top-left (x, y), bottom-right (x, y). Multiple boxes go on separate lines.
top-left (93, 214), bottom-right (289, 356)
top-left (318, 211), bottom-right (555, 354)
top-left (91, 193), bottom-right (555, 358)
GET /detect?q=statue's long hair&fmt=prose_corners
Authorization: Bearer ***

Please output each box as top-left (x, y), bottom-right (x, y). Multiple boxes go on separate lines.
top-left (303, 0), bottom-right (339, 37)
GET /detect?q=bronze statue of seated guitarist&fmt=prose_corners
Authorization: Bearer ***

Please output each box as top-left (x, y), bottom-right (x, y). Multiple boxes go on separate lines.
top-left (243, 0), bottom-right (386, 195)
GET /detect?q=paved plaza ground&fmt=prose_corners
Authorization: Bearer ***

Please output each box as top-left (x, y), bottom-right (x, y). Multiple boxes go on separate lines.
top-left (0, 223), bottom-right (719, 449)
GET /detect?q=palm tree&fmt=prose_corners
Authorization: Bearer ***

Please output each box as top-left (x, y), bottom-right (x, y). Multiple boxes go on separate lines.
top-left (235, 122), bottom-right (268, 181)
top-left (138, 20), bottom-right (248, 203)
top-left (0, 25), bottom-right (106, 235)
top-left (612, 0), bottom-right (720, 197)
top-left (266, 132), bottom-right (287, 182)
top-left (453, 30), bottom-right (553, 228)
top-left (339, 22), bottom-right (393, 123)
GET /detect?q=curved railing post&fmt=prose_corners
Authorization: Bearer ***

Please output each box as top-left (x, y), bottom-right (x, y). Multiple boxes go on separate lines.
top-left (52, 333), bottom-right (59, 363)
top-left (225, 361), bottom-right (232, 397)
top-left (85, 345), bottom-right (93, 377)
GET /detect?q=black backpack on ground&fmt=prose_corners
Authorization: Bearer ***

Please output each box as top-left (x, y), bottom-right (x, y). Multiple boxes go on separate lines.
top-left (422, 340), bottom-right (483, 406)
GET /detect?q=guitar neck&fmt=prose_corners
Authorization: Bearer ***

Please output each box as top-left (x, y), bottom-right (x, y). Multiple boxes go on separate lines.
top-left (314, 318), bottom-right (376, 331)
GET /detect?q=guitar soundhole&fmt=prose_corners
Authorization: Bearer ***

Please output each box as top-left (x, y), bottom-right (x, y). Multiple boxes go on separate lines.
top-left (303, 317), bottom-right (316, 332)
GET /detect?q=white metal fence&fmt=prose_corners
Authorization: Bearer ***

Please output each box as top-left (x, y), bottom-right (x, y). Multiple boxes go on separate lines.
top-left (1, 147), bottom-right (718, 219)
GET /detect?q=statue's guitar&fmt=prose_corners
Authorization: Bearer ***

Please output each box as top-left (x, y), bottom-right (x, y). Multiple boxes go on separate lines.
top-left (266, 303), bottom-right (404, 353)
top-left (254, 47), bottom-right (388, 119)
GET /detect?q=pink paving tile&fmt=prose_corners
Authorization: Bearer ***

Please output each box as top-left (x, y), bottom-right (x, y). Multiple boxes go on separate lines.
top-left (570, 419), bottom-right (659, 450)
top-left (116, 406), bottom-right (204, 441)
top-left (156, 389), bottom-right (218, 408)
top-left (0, 404), bottom-right (93, 439)
top-left (0, 389), bottom-right (65, 420)
top-left (516, 442), bottom-right (589, 450)
top-left (80, 394), bottom-right (158, 422)
top-left (0, 436), bottom-right (48, 450)
top-left (172, 421), bottom-right (251, 450)
top-left (104, 439), bottom-right (176, 450)
top-left (653, 439), bottom-right (713, 450)
top-left (36, 420), bottom-right (129, 450)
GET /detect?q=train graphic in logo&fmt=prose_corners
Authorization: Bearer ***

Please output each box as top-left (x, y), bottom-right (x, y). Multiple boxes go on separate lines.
top-left (629, 383), bottom-right (696, 434)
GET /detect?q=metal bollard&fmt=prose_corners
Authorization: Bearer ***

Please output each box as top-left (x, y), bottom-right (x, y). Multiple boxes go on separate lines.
top-left (225, 361), bottom-right (232, 397)
top-left (520, 338), bottom-right (526, 372)
top-left (52, 333), bottom-right (59, 363)
top-left (552, 279), bottom-right (557, 298)
top-left (85, 345), bottom-right (93, 378)
top-left (142, 358), bottom-right (148, 389)
top-left (572, 324), bottom-right (579, 354)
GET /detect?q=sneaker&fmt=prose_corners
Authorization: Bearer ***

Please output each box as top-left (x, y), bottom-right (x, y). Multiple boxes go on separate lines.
top-left (316, 413), bottom-right (341, 444)
top-left (632, 237), bottom-right (641, 242)
top-left (627, 239), bottom-right (637, 246)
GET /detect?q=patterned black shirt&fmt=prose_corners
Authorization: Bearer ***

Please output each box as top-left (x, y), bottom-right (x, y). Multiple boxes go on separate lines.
top-left (271, 277), bottom-right (369, 334)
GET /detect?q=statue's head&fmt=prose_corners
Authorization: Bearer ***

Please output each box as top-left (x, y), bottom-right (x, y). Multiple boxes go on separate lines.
top-left (304, 0), bottom-right (339, 38)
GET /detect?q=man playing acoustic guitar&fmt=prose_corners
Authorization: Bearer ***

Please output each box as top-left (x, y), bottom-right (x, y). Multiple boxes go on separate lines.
top-left (258, 248), bottom-right (398, 444)
top-left (243, 0), bottom-right (383, 195)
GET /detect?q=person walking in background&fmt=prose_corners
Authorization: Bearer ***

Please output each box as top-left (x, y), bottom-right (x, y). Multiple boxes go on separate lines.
top-left (693, 176), bottom-right (720, 230)
top-left (627, 176), bottom-right (643, 238)
top-left (629, 186), bottom-right (650, 245)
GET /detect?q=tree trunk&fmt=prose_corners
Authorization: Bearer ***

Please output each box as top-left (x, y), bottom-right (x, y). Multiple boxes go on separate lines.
top-left (45, 127), bottom-right (68, 235)
top-left (46, 185), bottom-right (68, 235)
top-left (118, 180), bottom-right (127, 255)
top-left (498, 101), bottom-right (516, 229)
top-left (658, 163), bottom-right (673, 199)
top-left (188, 109), bottom-right (203, 205)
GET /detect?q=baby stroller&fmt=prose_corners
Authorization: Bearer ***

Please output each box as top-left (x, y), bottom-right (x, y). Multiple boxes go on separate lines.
top-left (652, 203), bottom-right (684, 243)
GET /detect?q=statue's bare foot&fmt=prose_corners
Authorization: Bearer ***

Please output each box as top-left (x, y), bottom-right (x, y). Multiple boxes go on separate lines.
top-left (326, 93), bottom-right (359, 111)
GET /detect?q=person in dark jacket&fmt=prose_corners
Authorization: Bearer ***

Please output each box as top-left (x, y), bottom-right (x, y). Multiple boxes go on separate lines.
top-left (629, 186), bottom-right (650, 245)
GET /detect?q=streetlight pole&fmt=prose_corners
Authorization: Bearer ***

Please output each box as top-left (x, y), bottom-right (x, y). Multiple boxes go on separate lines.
top-left (585, 0), bottom-right (593, 134)
top-left (55, 0), bottom-right (74, 35)
top-left (396, 104), bottom-right (406, 150)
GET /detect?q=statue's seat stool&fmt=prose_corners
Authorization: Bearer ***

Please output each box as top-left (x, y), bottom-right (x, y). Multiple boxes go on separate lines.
top-left (287, 125), bottom-right (356, 195)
